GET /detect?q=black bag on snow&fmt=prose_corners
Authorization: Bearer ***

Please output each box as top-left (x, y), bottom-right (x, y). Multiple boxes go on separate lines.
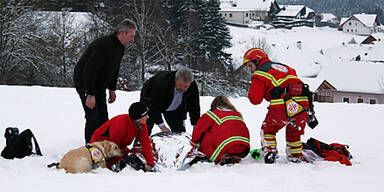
top-left (1, 127), bottom-right (42, 159)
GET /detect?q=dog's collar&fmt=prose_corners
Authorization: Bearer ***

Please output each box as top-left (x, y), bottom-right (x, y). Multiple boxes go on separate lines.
top-left (86, 144), bottom-right (106, 169)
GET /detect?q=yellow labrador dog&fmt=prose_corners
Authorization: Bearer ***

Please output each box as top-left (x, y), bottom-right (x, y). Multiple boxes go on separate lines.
top-left (58, 140), bottom-right (123, 173)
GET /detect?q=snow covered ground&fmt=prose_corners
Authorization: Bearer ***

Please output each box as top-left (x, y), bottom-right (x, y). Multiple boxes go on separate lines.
top-left (1, 85), bottom-right (384, 192)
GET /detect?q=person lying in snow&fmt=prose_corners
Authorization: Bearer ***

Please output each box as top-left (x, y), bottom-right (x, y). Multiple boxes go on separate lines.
top-left (191, 95), bottom-right (251, 165)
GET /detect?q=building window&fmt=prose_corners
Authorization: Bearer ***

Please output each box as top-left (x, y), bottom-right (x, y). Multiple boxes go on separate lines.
top-left (357, 98), bottom-right (364, 103)
top-left (347, 29), bottom-right (349, 32)
top-left (349, 22), bottom-right (352, 25)
top-left (225, 13), bottom-right (227, 17)
top-left (229, 13), bottom-right (232, 18)
top-left (369, 99), bottom-right (376, 104)
top-left (343, 97), bottom-right (349, 103)
top-left (246, 13), bottom-right (248, 17)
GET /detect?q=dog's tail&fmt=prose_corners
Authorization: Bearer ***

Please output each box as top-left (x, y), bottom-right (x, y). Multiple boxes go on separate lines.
top-left (47, 162), bottom-right (60, 169)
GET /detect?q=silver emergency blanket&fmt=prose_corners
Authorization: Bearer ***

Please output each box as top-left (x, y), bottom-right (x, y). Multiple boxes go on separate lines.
top-left (132, 132), bottom-right (205, 171)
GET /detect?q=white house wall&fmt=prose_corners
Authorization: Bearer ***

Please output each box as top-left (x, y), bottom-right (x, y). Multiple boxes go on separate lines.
top-left (333, 91), bottom-right (384, 104)
top-left (220, 11), bottom-right (251, 24)
top-left (342, 18), bottom-right (376, 35)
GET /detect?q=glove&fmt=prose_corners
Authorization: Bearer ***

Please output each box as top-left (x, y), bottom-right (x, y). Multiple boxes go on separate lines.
top-left (144, 164), bottom-right (154, 172)
top-left (250, 148), bottom-right (262, 160)
top-left (110, 160), bottom-right (127, 173)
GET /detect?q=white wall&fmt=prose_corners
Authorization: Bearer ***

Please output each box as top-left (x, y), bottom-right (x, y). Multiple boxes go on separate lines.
top-left (220, 11), bottom-right (251, 24)
top-left (342, 18), bottom-right (375, 35)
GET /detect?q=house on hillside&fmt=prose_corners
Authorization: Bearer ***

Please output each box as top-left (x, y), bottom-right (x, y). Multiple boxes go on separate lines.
top-left (316, 13), bottom-right (339, 28)
top-left (361, 33), bottom-right (384, 44)
top-left (273, 5), bottom-right (316, 29)
top-left (219, 0), bottom-right (280, 25)
top-left (305, 79), bottom-right (384, 104)
top-left (339, 13), bottom-right (381, 35)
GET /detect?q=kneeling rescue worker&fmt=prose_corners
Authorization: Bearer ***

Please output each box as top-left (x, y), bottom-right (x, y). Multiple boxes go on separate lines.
top-left (243, 47), bottom-right (316, 163)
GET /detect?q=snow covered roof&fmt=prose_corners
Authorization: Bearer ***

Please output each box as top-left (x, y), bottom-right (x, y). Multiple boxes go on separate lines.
top-left (340, 18), bottom-right (348, 26)
top-left (277, 5), bottom-right (306, 17)
top-left (220, 0), bottom-right (276, 11)
top-left (354, 13), bottom-right (378, 27)
top-left (301, 78), bottom-right (325, 92)
top-left (36, 11), bottom-right (93, 31)
top-left (340, 13), bottom-right (379, 28)
top-left (321, 13), bottom-right (337, 22)
top-left (220, 7), bottom-right (253, 12)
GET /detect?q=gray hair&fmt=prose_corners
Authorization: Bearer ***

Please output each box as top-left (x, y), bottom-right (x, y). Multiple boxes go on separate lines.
top-left (175, 68), bottom-right (194, 82)
top-left (115, 19), bottom-right (137, 34)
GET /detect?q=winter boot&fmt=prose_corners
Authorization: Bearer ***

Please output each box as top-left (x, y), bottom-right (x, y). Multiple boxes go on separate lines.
top-left (286, 141), bottom-right (308, 163)
top-left (262, 146), bottom-right (278, 164)
top-left (261, 132), bottom-right (278, 164)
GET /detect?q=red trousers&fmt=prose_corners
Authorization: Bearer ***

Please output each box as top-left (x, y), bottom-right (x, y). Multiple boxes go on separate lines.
top-left (261, 106), bottom-right (308, 142)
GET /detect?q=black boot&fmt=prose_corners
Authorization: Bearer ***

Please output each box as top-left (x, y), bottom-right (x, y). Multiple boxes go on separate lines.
top-left (264, 152), bottom-right (276, 164)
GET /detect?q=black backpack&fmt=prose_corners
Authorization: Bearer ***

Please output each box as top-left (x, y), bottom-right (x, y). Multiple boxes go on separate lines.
top-left (1, 127), bottom-right (42, 159)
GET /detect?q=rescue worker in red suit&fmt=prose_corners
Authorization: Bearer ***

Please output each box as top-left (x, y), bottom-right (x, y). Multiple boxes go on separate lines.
top-left (243, 48), bottom-right (310, 163)
top-left (91, 102), bottom-right (154, 172)
top-left (192, 95), bottom-right (250, 165)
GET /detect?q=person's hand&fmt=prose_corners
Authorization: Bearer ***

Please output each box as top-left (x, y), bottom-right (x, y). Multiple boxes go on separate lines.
top-left (159, 125), bottom-right (171, 133)
top-left (86, 95), bottom-right (96, 109)
top-left (108, 90), bottom-right (116, 104)
top-left (144, 164), bottom-right (153, 172)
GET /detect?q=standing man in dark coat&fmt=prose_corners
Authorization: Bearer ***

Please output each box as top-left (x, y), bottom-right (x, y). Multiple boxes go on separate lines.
top-left (74, 19), bottom-right (137, 143)
top-left (140, 68), bottom-right (200, 135)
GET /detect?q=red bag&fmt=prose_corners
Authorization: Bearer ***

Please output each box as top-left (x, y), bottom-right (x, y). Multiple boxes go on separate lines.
top-left (303, 137), bottom-right (352, 166)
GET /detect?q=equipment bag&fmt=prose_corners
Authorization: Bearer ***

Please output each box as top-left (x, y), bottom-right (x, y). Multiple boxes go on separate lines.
top-left (303, 137), bottom-right (352, 166)
top-left (1, 127), bottom-right (42, 159)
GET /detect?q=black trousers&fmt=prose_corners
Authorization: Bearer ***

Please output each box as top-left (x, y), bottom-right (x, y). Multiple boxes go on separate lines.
top-left (146, 108), bottom-right (186, 136)
top-left (76, 88), bottom-right (108, 144)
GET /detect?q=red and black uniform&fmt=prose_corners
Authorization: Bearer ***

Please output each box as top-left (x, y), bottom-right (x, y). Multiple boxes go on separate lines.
top-left (192, 109), bottom-right (250, 164)
top-left (248, 58), bottom-right (309, 157)
top-left (91, 114), bottom-right (154, 167)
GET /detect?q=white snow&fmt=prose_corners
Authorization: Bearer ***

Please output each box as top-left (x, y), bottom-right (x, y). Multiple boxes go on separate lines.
top-left (1, 85), bottom-right (384, 191)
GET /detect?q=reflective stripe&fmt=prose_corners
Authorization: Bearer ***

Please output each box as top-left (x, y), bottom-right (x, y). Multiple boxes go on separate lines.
top-left (266, 140), bottom-right (277, 146)
top-left (270, 96), bottom-right (308, 106)
top-left (263, 134), bottom-right (276, 139)
top-left (210, 136), bottom-right (250, 162)
top-left (287, 147), bottom-right (303, 154)
top-left (253, 71), bottom-right (299, 87)
top-left (206, 111), bottom-right (243, 125)
top-left (287, 141), bottom-right (302, 147)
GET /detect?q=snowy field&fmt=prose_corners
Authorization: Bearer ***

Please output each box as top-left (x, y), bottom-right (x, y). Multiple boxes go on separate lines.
top-left (1, 85), bottom-right (384, 192)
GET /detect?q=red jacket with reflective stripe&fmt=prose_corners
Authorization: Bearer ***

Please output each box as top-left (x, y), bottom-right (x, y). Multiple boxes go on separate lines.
top-left (192, 109), bottom-right (250, 163)
top-left (91, 114), bottom-right (154, 166)
top-left (248, 59), bottom-right (305, 105)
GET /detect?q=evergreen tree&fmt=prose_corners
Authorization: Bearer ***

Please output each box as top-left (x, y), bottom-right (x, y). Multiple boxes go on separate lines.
top-left (193, 0), bottom-right (232, 72)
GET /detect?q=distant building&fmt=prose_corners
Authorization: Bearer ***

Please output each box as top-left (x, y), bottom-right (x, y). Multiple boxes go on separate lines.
top-left (361, 33), bottom-right (384, 44)
top-left (305, 79), bottom-right (384, 104)
top-left (273, 5), bottom-right (316, 29)
top-left (339, 13), bottom-right (381, 35)
top-left (219, 0), bottom-right (280, 25)
top-left (316, 13), bottom-right (339, 28)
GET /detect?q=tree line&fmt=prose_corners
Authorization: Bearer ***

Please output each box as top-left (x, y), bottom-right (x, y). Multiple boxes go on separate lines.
top-left (0, 0), bottom-right (252, 97)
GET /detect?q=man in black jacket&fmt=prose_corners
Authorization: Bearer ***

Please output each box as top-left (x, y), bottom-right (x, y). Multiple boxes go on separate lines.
top-left (140, 68), bottom-right (200, 135)
top-left (74, 19), bottom-right (137, 143)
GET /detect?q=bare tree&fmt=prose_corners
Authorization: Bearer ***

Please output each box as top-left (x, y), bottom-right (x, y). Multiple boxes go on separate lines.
top-left (39, 10), bottom-right (88, 86)
top-left (0, 0), bottom-right (44, 84)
